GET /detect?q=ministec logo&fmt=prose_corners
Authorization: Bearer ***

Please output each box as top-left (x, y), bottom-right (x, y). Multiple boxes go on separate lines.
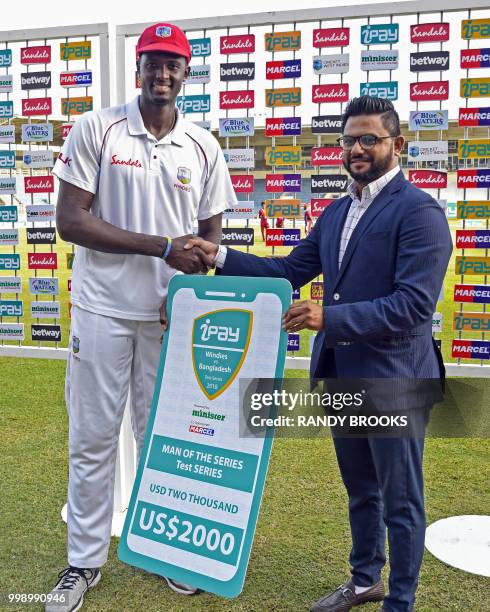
top-left (28, 253), bottom-right (57, 270)
top-left (360, 23), bottom-right (399, 45)
top-left (0, 277), bottom-right (21, 293)
top-left (458, 139), bottom-right (490, 159)
top-left (0, 101), bottom-right (14, 119)
top-left (313, 54), bottom-right (349, 75)
top-left (265, 117), bottom-right (301, 136)
top-left (0, 178), bottom-right (16, 194)
top-left (61, 96), bottom-right (93, 115)
top-left (189, 37), bottom-right (211, 57)
top-left (29, 277), bottom-right (59, 295)
top-left (360, 50), bottom-right (398, 71)
top-left (408, 170), bottom-right (447, 188)
top-left (458, 107), bottom-right (490, 127)
top-left (0, 229), bottom-right (19, 246)
top-left (311, 115), bottom-right (342, 134)
top-left (311, 146), bottom-right (343, 166)
top-left (457, 201), bottom-right (490, 219)
top-left (0, 206), bottom-right (17, 223)
top-left (409, 110), bottom-right (448, 131)
top-left (410, 22), bottom-right (450, 43)
top-left (21, 45), bottom-right (51, 64)
top-left (455, 256), bottom-right (490, 275)
top-left (0, 151), bottom-right (16, 169)
top-left (0, 49), bottom-right (12, 67)
top-left (0, 254), bottom-right (20, 271)
top-left (453, 312), bottom-right (490, 332)
top-left (265, 228), bottom-right (301, 246)
top-left (26, 228), bottom-right (56, 245)
top-left (186, 65), bottom-right (211, 85)
top-left (410, 81), bottom-right (449, 101)
top-left (221, 228), bottom-right (255, 246)
top-left (31, 324), bottom-right (62, 342)
top-left (231, 174), bottom-right (254, 193)
top-left (460, 78), bottom-right (490, 98)
top-left (313, 27), bottom-right (349, 48)
top-left (177, 95), bottom-right (210, 114)
top-left (312, 84), bottom-right (349, 103)
top-left (287, 334), bottom-right (300, 352)
top-left (220, 62), bottom-right (255, 81)
top-left (220, 34), bottom-right (255, 54)
top-left (31, 301), bottom-right (61, 319)
top-left (0, 125), bottom-right (15, 143)
top-left (22, 97), bottom-right (52, 116)
top-left (360, 81), bottom-right (398, 100)
top-left (452, 339), bottom-right (490, 360)
top-left (457, 230), bottom-right (490, 249)
top-left (454, 284), bottom-right (490, 304)
top-left (266, 173), bottom-right (302, 193)
top-left (219, 91), bottom-right (254, 110)
top-left (0, 324), bottom-right (24, 341)
top-left (0, 75), bottom-right (13, 93)
top-left (266, 59), bottom-right (301, 79)
top-left (311, 282), bottom-right (324, 300)
top-left (21, 122), bottom-right (53, 142)
top-left (20, 71), bottom-right (51, 90)
top-left (265, 30), bottom-right (301, 52)
top-left (462, 18), bottom-right (490, 40)
top-left (0, 300), bottom-right (23, 317)
top-left (457, 169), bottom-right (490, 188)
top-left (311, 198), bottom-right (335, 217)
top-left (265, 199), bottom-right (302, 219)
top-left (410, 51), bottom-right (449, 72)
top-left (60, 70), bottom-right (93, 87)
top-left (60, 41), bottom-right (91, 60)
top-left (461, 48), bottom-right (490, 69)
top-left (24, 176), bottom-right (54, 194)
top-left (265, 146), bottom-right (301, 166)
top-left (265, 87), bottom-right (301, 107)
top-left (218, 117), bottom-right (254, 137)
top-left (311, 174), bottom-right (348, 193)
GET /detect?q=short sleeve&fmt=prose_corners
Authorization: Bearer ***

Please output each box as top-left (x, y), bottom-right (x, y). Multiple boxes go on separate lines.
top-left (52, 113), bottom-right (100, 194)
top-left (197, 140), bottom-right (238, 221)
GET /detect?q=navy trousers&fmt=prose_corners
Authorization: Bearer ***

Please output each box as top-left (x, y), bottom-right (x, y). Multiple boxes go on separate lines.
top-left (333, 436), bottom-right (426, 612)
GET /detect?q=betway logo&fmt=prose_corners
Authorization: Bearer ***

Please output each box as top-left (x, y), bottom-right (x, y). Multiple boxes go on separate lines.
top-left (32, 326), bottom-right (61, 340)
top-left (222, 231), bottom-right (253, 243)
top-left (410, 54), bottom-right (449, 68)
top-left (21, 73), bottom-right (51, 86)
top-left (220, 65), bottom-right (254, 78)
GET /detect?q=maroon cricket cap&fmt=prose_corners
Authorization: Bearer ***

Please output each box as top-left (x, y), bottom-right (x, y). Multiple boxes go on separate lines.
top-left (136, 23), bottom-right (192, 62)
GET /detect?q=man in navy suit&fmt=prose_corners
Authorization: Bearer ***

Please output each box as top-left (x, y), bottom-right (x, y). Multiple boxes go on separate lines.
top-left (186, 96), bottom-right (452, 612)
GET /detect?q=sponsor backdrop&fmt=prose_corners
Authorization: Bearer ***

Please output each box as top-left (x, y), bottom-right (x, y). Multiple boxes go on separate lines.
top-left (2, 10), bottom-right (490, 364)
top-left (0, 24), bottom-right (108, 346)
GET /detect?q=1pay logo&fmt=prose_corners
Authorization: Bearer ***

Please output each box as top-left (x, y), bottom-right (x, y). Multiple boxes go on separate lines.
top-left (192, 309), bottom-right (252, 400)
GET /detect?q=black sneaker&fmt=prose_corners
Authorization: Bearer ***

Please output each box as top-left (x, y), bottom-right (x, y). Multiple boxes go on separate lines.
top-left (164, 576), bottom-right (201, 595)
top-left (45, 567), bottom-right (100, 612)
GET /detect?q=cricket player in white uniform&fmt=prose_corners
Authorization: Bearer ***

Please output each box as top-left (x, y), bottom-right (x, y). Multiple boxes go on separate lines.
top-left (46, 22), bottom-right (237, 612)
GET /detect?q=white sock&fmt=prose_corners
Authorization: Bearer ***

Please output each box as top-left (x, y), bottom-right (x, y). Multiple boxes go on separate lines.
top-left (354, 583), bottom-right (373, 594)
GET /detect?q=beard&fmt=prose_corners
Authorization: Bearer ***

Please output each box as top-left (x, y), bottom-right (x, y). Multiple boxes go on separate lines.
top-left (343, 151), bottom-right (393, 184)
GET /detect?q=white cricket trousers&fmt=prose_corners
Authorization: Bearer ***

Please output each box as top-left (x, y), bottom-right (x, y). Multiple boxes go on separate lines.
top-left (66, 305), bottom-right (162, 568)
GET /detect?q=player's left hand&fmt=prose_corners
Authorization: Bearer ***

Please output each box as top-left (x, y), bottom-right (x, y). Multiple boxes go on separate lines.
top-left (283, 300), bottom-right (325, 332)
top-left (160, 298), bottom-right (168, 341)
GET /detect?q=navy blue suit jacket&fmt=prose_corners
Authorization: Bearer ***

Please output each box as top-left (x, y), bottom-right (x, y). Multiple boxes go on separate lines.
top-left (220, 170), bottom-right (453, 380)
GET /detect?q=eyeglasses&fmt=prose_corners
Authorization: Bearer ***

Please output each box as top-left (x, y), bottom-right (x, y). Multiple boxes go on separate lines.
top-left (336, 134), bottom-right (394, 150)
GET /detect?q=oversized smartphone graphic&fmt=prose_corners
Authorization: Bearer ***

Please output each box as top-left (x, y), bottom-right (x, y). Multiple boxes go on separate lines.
top-left (119, 275), bottom-right (291, 597)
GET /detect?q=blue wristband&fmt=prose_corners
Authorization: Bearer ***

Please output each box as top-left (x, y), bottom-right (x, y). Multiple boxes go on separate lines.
top-left (162, 237), bottom-right (172, 259)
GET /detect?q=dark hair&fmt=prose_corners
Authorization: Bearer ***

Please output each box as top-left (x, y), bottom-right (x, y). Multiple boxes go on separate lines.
top-left (341, 96), bottom-right (400, 136)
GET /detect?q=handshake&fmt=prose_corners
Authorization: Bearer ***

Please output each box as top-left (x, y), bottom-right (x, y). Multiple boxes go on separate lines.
top-left (165, 236), bottom-right (219, 274)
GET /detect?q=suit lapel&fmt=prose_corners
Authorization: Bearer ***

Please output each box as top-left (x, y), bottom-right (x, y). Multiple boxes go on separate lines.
top-left (332, 170), bottom-right (405, 290)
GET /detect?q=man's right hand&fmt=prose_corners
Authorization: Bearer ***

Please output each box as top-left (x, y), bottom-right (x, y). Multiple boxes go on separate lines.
top-left (183, 237), bottom-right (219, 264)
top-left (165, 235), bottom-right (214, 273)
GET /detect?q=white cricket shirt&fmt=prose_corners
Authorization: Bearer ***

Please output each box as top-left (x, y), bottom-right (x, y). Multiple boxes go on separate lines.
top-left (53, 95), bottom-right (237, 321)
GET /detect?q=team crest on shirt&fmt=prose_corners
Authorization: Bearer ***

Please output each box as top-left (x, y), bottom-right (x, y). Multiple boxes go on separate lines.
top-left (72, 336), bottom-right (80, 354)
top-left (177, 166), bottom-right (191, 184)
top-left (156, 26), bottom-right (172, 38)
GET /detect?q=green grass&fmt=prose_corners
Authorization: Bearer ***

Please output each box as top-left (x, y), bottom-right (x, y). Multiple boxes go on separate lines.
top-left (1, 359), bottom-right (489, 611)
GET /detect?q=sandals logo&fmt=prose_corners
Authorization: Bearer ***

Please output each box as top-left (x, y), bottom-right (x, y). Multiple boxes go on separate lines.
top-left (192, 309), bottom-right (253, 400)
